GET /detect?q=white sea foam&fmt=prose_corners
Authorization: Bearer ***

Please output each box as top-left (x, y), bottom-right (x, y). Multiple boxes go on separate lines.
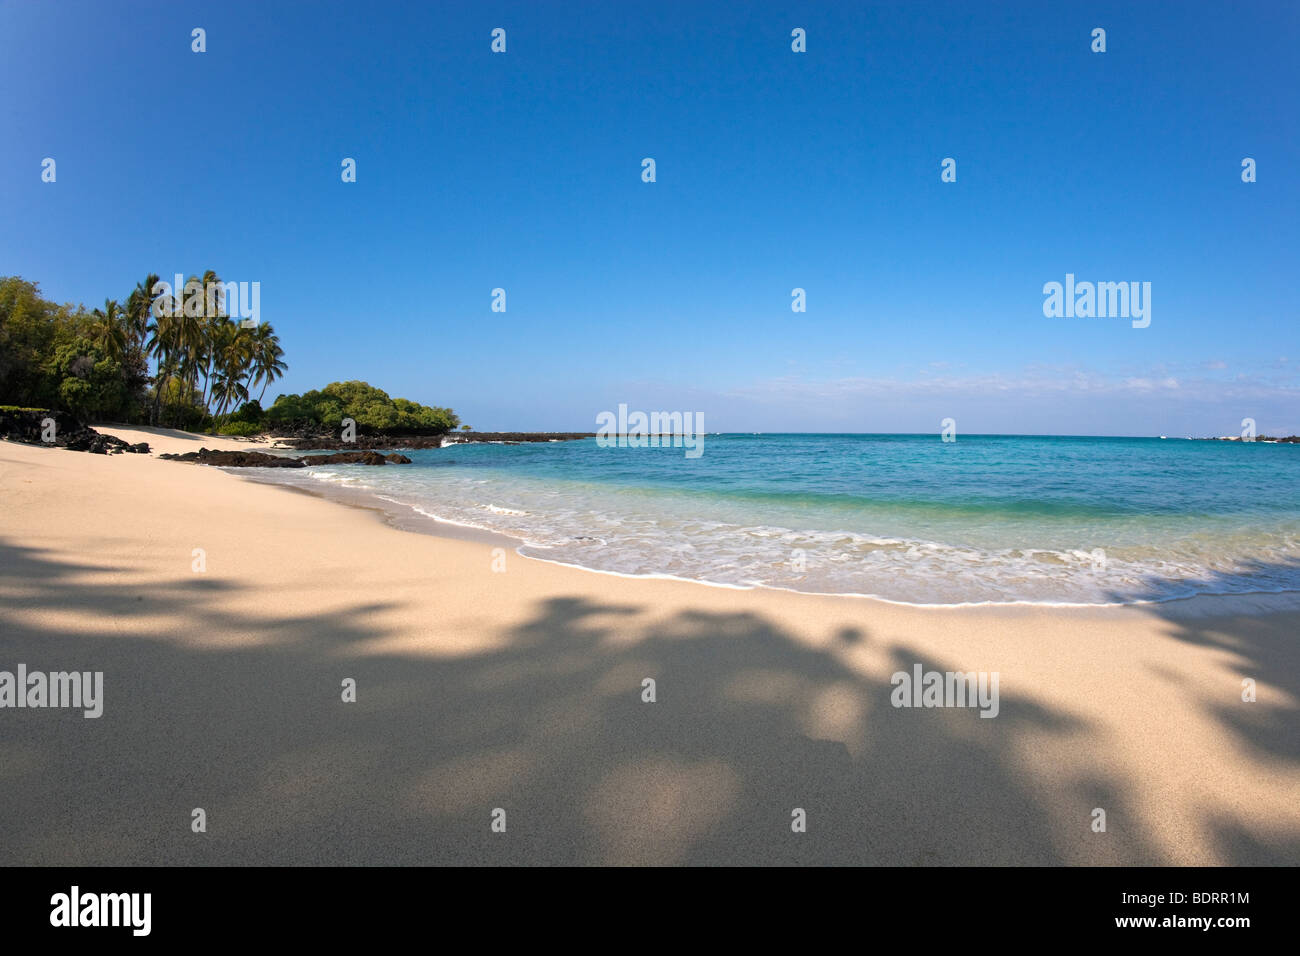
top-left (239, 462), bottom-right (1300, 607)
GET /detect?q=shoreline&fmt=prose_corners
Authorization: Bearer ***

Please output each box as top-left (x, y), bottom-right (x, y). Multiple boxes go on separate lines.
top-left (16, 423), bottom-right (1300, 615)
top-left (3, 428), bottom-right (1298, 865)
top-left (279, 471), bottom-right (1300, 615)
top-left (232, 469), bottom-right (525, 550)
top-left (225, 445), bottom-right (1300, 618)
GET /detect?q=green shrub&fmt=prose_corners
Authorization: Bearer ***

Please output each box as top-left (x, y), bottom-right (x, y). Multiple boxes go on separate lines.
top-left (267, 380), bottom-right (459, 433)
top-left (151, 378), bottom-right (208, 431)
top-left (227, 400), bottom-right (265, 425)
top-left (214, 420), bottom-right (263, 437)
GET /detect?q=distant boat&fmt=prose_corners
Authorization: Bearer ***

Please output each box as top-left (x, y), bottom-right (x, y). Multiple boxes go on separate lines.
top-left (1160, 435), bottom-right (1167, 439)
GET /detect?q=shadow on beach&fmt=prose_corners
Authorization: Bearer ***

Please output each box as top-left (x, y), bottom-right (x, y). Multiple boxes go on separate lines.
top-left (1, 537), bottom-right (1293, 865)
top-left (1106, 564), bottom-right (1300, 866)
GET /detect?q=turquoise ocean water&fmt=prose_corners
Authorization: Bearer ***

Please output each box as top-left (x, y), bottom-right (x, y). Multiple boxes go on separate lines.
top-left (251, 434), bottom-right (1300, 606)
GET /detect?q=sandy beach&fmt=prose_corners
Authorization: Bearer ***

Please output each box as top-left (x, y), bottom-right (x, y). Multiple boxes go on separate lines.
top-left (2, 428), bottom-right (1297, 866)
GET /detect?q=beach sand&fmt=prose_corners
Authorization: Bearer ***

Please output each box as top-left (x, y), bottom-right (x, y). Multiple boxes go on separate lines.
top-left (1, 428), bottom-right (1297, 865)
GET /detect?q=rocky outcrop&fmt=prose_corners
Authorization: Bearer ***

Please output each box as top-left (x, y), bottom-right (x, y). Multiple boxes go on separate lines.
top-left (0, 408), bottom-right (149, 455)
top-left (158, 448), bottom-right (412, 467)
top-left (439, 432), bottom-right (592, 444)
top-left (263, 421), bottom-right (337, 441)
top-left (282, 432), bottom-right (592, 450)
top-left (64, 433), bottom-right (151, 455)
top-left (283, 434), bottom-right (449, 450)
top-left (160, 449), bottom-right (307, 468)
top-left (302, 451), bottom-right (412, 465)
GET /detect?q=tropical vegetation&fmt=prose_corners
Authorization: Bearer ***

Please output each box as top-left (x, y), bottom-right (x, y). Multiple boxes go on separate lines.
top-left (1, 273), bottom-right (285, 429)
top-left (267, 381), bottom-right (459, 433)
top-left (1, 273), bottom-right (459, 436)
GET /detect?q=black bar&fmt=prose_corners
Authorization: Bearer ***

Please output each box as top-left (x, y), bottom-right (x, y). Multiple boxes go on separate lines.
top-left (2, 866), bottom-right (1284, 941)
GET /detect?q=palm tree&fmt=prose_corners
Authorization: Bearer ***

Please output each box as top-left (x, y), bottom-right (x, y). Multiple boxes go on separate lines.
top-left (245, 323), bottom-right (287, 405)
top-left (189, 270), bottom-right (234, 409)
top-left (146, 296), bottom-right (199, 427)
top-left (174, 274), bottom-right (208, 399)
top-left (89, 299), bottom-right (126, 362)
top-left (211, 372), bottom-right (249, 423)
top-left (139, 269), bottom-right (280, 428)
top-left (207, 318), bottom-right (254, 421)
top-left (147, 303), bottom-right (182, 425)
top-left (199, 314), bottom-right (227, 409)
top-left (125, 274), bottom-right (160, 353)
top-left (122, 275), bottom-right (159, 405)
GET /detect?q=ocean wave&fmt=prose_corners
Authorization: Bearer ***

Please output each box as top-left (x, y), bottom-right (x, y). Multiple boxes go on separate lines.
top-left (235, 442), bottom-right (1300, 607)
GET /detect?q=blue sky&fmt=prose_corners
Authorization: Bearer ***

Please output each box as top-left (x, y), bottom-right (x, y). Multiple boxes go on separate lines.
top-left (2, 0), bottom-right (1296, 435)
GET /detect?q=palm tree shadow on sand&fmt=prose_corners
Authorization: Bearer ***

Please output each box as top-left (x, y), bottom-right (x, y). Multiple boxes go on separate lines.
top-left (5, 537), bottom-right (1282, 865)
top-left (1106, 558), bottom-right (1300, 866)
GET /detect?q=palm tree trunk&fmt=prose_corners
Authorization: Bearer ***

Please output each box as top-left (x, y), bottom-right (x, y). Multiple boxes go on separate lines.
top-left (200, 359), bottom-right (213, 410)
top-left (151, 365), bottom-right (169, 426)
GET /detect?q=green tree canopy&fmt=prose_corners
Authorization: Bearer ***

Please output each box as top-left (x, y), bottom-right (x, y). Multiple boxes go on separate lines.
top-left (0, 277), bottom-right (141, 420)
top-left (0, 273), bottom-right (288, 429)
top-left (266, 381), bottom-right (459, 433)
